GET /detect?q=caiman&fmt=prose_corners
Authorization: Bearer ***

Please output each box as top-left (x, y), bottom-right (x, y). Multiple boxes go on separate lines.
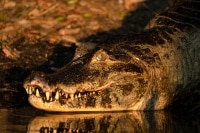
top-left (23, 0), bottom-right (200, 112)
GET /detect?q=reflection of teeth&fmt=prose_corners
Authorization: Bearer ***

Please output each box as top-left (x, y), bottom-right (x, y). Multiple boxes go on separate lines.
top-left (70, 94), bottom-right (74, 100)
top-left (36, 89), bottom-right (40, 97)
top-left (55, 91), bottom-right (59, 100)
top-left (46, 92), bottom-right (50, 101)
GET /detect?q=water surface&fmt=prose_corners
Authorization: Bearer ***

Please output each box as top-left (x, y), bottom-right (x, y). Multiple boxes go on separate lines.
top-left (0, 106), bottom-right (200, 133)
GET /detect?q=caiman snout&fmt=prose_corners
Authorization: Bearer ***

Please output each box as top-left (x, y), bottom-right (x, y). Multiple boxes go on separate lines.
top-left (23, 47), bottom-right (148, 111)
top-left (23, 68), bottom-right (115, 107)
top-left (23, 71), bottom-right (56, 102)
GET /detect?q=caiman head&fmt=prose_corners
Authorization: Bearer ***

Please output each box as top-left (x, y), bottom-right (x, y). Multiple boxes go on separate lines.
top-left (24, 44), bottom-right (154, 112)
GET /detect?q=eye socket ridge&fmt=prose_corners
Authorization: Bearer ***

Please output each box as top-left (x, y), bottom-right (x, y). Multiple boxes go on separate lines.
top-left (93, 49), bottom-right (109, 62)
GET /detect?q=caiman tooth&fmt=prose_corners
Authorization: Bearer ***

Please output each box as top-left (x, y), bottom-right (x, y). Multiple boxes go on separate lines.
top-left (36, 89), bottom-right (40, 97)
top-left (65, 93), bottom-right (69, 99)
top-left (28, 87), bottom-right (32, 94)
top-left (50, 97), bottom-right (53, 102)
top-left (75, 94), bottom-right (78, 99)
top-left (53, 129), bottom-right (57, 133)
top-left (70, 94), bottom-right (74, 100)
top-left (55, 91), bottom-right (59, 100)
top-left (31, 87), bottom-right (34, 93)
top-left (78, 93), bottom-right (81, 98)
top-left (46, 92), bottom-right (50, 101)
top-left (26, 88), bottom-right (28, 94)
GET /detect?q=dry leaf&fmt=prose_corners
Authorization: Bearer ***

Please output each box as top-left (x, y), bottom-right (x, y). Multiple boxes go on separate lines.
top-left (37, 0), bottom-right (53, 7)
top-left (67, 14), bottom-right (83, 22)
top-left (58, 28), bottom-right (80, 35)
top-left (61, 35), bottom-right (77, 43)
top-left (4, 1), bottom-right (16, 8)
top-left (29, 9), bottom-right (40, 18)
top-left (124, 0), bottom-right (145, 9)
top-left (87, 21), bottom-right (100, 31)
top-left (2, 45), bottom-right (21, 60)
top-left (0, 25), bottom-right (15, 33)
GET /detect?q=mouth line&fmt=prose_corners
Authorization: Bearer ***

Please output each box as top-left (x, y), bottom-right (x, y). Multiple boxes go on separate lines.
top-left (24, 81), bottom-right (114, 104)
top-left (40, 126), bottom-right (83, 133)
top-left (25, 85), bottom-right (99, 103)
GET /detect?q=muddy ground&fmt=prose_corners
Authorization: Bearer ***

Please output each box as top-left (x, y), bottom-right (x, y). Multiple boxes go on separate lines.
top-left (0, 0), bottom-right (169, 107)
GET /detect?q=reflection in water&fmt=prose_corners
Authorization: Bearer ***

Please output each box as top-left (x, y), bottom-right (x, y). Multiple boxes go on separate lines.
top-left (1, 106), bottom-right (200, 133)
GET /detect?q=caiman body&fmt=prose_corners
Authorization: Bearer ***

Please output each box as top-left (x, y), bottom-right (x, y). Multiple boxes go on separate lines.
top-left (24, 0), bottom-right (200, 112)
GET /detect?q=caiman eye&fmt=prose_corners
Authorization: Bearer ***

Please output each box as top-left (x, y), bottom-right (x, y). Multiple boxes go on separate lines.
top-left (92, 49), bottom-right (109, 62)
top-left (96, 53), bottom-right (107, 61)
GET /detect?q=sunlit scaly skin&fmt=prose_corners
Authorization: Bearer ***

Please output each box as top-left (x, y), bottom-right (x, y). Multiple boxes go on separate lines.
top-left (24, 0), bottom-right (200, 112)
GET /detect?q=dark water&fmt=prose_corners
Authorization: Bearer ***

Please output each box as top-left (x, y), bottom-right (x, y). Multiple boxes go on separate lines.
top-left (1, 106), bottom-right (200, 133)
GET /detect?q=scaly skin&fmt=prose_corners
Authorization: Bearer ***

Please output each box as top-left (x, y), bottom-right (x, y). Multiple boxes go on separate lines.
top-left (24, 0), bottom-right (200, 112)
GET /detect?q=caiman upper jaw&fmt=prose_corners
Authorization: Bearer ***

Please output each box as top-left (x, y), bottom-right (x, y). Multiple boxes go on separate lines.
top-left (24, 85), bottom-right (98, 103)
top-left (23, 71), bottom-right (55, 102)
top-left (24, 84), bottom-right (104, 104)
top-left (24, 71), bottom-right (115, 104)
